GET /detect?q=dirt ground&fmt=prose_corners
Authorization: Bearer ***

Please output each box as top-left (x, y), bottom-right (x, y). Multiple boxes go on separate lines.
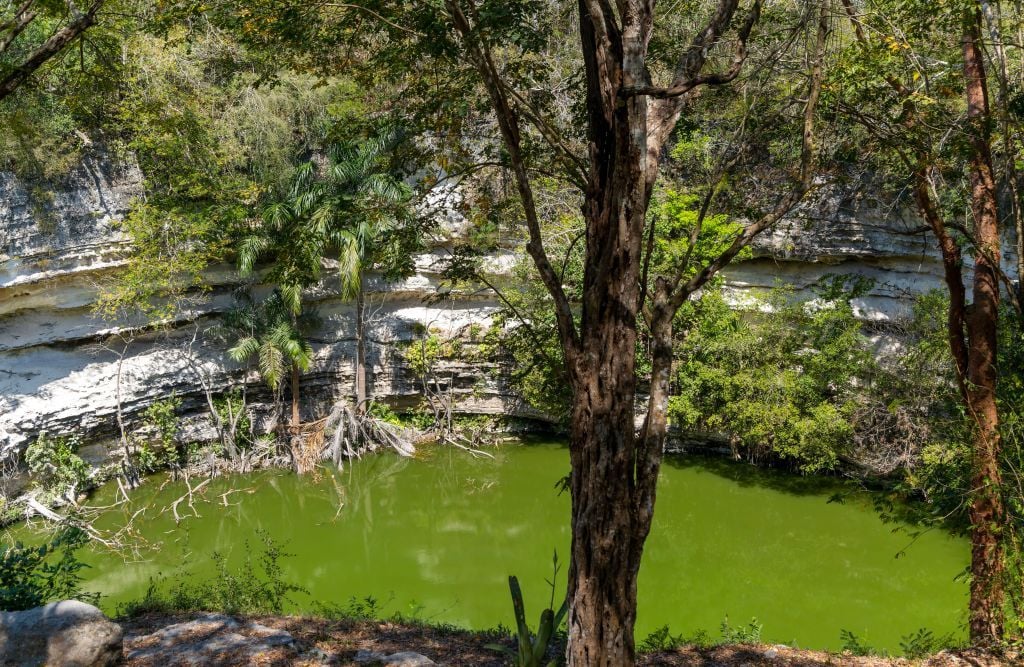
top-left (120, 613), bottom-right (1021, 666)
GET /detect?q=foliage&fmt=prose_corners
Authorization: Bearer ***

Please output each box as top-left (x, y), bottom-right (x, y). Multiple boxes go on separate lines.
top-left (404, 329), bottom-right (463, 378)
top-left (367, 402), bottom-right (403, 427)
top-left (238, 125), bottom-right (418, 301)
top-left (639, 625), bottom-right (713, 652)
top-left (670, 279), bottom-right (872, 473)
top-left (718, 616), bottom-right (762, 645)
top-left (227, 290), bottom-right (319, 393)
top-left (839, 629), bottom-right (876, 657)
top-left (487, 553), bottom-right (567, 667)
top-left (212, 389), bottom-right (255, 454)
top-left (118, 531), bottom-right (306, 616)
top-left (24, 433), bottom-right (90, 499)
top-left (0, 528), bottom-right (98, 611)
top-left (136, 396), bottom-right (182, 472)
top-left (647, 188), bottom-right (752, 282)
top-left (313, 595), bottom-right (383, 621)
top-left (900, 627), bottom-right (957, 659)
top-left (93, 27), bottom-right (368, 321)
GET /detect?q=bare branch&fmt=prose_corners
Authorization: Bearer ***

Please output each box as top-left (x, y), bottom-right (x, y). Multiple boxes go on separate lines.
top-left (623, 0), bottom-right (760, 99)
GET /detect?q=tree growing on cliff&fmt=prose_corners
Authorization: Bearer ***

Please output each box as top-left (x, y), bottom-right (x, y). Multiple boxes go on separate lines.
top-left (227, 289), bottom-right (318, 434)
top-left (237, 127), bottom-right (417, 453)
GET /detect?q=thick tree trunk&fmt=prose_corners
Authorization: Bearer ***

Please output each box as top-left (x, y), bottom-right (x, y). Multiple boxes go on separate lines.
top-left (963, 12), bottom-right (1006, 645)
top-left (355, 274), bottom-right (367, 416)
top-left (566, 358), bottom-right (642, 665)
top-left (290, 363), bottom-right (301, 430)
top-left (565, 9), bottom-right (661, 658)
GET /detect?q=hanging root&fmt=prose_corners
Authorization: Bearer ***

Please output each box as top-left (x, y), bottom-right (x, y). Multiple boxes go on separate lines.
top-left (292, 402), bottom-right (416, 472)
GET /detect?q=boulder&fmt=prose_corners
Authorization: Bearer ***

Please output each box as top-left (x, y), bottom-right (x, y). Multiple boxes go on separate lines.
top-left (381, 652), bottom-right (436, 666)
top-left (0, 600), bottom-right (123, 667)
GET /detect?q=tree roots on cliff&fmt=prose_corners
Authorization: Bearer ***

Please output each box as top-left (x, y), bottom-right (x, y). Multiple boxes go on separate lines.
top-left (305, 403), bottom-right (415, 472)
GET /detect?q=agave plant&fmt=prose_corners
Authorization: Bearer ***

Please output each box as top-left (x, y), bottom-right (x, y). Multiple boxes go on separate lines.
top-left (488, 553), bottom-right (569, 667)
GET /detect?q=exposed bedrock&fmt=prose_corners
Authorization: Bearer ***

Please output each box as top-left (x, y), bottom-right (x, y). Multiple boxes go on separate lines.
top-left (0, 154), bottom-right (1018, 471)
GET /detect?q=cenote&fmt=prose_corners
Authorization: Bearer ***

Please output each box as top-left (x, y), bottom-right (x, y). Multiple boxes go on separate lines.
top-left (10, 441), bottom-right (968, 654)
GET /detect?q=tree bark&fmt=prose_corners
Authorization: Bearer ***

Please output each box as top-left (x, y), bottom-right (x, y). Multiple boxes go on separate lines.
top-left (355, 272), bottom-right (367, 415)
top-left (962, 9), bottom-right (1006, 645)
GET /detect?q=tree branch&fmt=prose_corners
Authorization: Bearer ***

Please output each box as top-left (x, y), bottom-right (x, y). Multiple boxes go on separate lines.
top-left (445, 0), bottom-right (580, 360)
top-left (623, 0), bottom-right (760, 99)
top-left (0, 0), bottom-right (104, 103)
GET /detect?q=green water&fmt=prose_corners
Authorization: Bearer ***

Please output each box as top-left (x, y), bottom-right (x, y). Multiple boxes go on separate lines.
top-left (9, 442), bottom-right (968, 653)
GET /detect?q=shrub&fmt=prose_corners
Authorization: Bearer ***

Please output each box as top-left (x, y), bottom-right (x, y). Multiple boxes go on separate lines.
top-left (839, 629), bottom-right (875, 656)
top-left (0, 528), bottom-right (99, 611)
top-left (24, 433), bottom-right (90, 499)
top-left (719, 616), bottom-right (762, 644)
top-left (136, 397), bottom-right (182, 472)
top-left (119, 531), bottom-right (306, 616)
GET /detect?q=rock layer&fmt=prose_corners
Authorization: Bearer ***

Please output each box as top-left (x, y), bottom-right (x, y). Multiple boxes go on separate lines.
top-left (0, 154), bottom-right (1018, 476)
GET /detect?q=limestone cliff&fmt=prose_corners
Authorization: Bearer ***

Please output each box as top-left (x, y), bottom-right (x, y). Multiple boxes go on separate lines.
top-left (0, 153), bottom-right (1011, 472)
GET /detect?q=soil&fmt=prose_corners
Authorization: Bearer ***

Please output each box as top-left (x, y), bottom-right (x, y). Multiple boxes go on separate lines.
top-left (120, 613), bottom-right (1021, 666)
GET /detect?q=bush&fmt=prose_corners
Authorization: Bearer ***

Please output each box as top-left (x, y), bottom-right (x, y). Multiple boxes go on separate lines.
top-left (136, 397), bottom-right (182, 472)
top-left (119, 531), bottom-right (306, 616)
top-left (0, 528), bottom-right (99, 611)
top-left (719, 616), bottom-right (762, 644)
top-left (24, 433), bottom-right (90, 499)
top-left (670, 280), bottom-right (870, 473)
top-left (839, 629), bottom-right (876, 656)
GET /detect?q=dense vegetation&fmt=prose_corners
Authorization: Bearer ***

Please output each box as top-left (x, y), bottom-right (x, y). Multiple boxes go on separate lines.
top-left (3, 0), bottom-right (1024, 662)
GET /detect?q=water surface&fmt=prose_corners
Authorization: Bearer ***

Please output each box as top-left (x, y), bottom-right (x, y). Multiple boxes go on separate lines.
top-left (9, 441), bottom-right (968, 653)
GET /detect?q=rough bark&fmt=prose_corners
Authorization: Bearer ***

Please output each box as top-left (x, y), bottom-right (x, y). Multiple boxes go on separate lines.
top-left (962, 10), bottom-right (1006, 644)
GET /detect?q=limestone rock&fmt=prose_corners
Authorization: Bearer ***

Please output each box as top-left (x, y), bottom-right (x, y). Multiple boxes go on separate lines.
top-left (0, 599), bottom-right (123, 667)
top-left (125, 614), bottom-right (298, 666)
top-left (381, 651), bottom-right (437, 666)
top-left (1, 152), bottom-right (1020, 476)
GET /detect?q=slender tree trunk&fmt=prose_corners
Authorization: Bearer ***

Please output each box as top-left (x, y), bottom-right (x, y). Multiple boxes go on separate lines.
top-left (355, 272), bottom-right (367, 416)
top-left (290, 363), bottom-right (301, 430)
top-left (963, 10), bottom-right (1006, 644)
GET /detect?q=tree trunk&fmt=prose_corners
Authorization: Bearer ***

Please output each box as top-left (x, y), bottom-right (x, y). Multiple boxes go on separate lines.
top-left (565, 11), bottom-right (657, 661)
top-left (290, 362), bottom-right (301, 430)
top-left (355, 272), bottom-right (367, 416)
top-left (963, 10), bottom-right (1006, 645)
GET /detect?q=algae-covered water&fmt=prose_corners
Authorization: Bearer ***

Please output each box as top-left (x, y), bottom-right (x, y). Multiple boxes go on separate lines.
top-left (7, 441), bottom-right (968, 653)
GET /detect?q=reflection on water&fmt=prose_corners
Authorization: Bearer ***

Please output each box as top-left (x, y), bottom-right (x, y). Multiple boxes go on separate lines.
top-left (9, 441), bottom-right (968, 653)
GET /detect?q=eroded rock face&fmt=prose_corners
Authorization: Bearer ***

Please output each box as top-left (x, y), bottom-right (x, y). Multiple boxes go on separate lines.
top-left (0, 153), bottom-right (529, 474)
top-left (0, 153), bottom-right (1017, 476)
top-left (0, 600), bottom-right (123, 667)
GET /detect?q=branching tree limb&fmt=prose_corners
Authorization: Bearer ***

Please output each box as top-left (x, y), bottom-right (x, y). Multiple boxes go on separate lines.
top-left (0, 0), bottom-right (104, 102)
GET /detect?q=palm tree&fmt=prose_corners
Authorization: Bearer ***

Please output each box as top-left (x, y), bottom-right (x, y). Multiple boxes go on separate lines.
top-left (239, 127), bottom-right (414, 418)
top-left (227, 290), bottom-right (319, 432)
